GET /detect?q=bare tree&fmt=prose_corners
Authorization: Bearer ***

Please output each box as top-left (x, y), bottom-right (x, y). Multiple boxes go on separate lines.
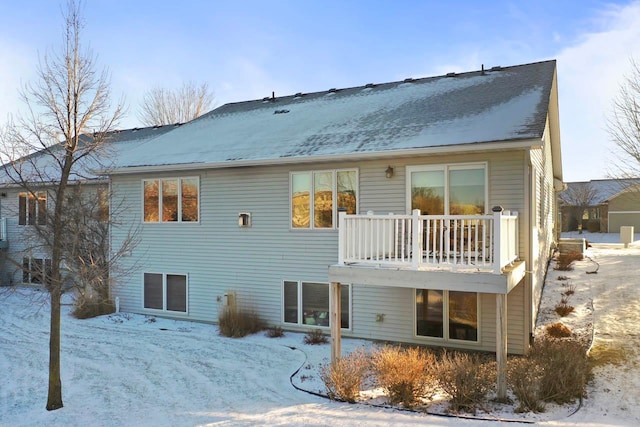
top-left (0, 1), bottom-right (124, 410)
top-left (559, 182), bottom-right (600, 233)
top-left (609, 58), bottom-right (640, 178)
top-left (138, 81), bottom-right (214, 126)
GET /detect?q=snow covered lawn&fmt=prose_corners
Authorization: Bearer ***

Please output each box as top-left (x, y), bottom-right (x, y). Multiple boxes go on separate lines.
top-left (0, 232), bottom-right (638, 426)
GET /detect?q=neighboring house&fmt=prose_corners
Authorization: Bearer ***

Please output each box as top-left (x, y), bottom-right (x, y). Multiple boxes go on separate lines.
top-left (0, 124), bottom-right (181, 287)
top-left (106, 59), bottom-right (563, 362)
top-left (560, 179), bottom-right (640, 233)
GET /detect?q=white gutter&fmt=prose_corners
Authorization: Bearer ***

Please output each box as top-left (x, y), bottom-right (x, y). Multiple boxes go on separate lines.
top-left (105, 138), bottom-right (543, 176)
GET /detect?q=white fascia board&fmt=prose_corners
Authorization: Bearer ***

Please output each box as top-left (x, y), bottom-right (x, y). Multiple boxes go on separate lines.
top-left (106, 138), bottom-right (542, 176)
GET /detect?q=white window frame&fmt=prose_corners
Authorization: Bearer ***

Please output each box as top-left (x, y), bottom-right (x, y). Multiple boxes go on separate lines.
top-left (142, 272), bottom-right (189, 314)
top-left (414, 289), bottom-right (480, 343)
top-left (289, 168), bottom-right (359, 230)
top-left (22, 256), bottom-right (52, 284)
top-left (406, 163), bottom-right (488, 215)
top-left (142, 177), bottom-right (200, 223)
top-left (281, 280), bottom-right (352, 330)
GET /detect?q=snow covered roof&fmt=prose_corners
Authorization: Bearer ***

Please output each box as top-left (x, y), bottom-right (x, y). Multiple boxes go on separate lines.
top-left (0, 124), bottom-right (181, 185)
top-left (111, 60), bottom-right (558, 172)
top-left (562, 179), bottom-right (640, 205)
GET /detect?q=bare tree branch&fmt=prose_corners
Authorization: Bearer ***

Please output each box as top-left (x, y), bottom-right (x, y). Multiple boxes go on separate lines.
top-left (138, 81), bottom-right (214, 126)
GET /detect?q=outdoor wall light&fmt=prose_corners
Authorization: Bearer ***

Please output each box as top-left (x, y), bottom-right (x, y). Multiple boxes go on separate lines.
top-left (385, 166), bottom-right (394, 178)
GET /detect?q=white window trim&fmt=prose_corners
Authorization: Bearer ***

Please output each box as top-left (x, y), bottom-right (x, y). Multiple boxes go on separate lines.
top-left (413, 289), bottom-right (481, 344)
top-left (289, 168), bottom-right (359, 230)
top-left (142, 272), bottom-right (189, 314)
top-left (405, 162), bottom-right (488, 215)
top-left (141, 176), bottom-right (200, 224)
top-left (281, 280), bottom-right (352, 331)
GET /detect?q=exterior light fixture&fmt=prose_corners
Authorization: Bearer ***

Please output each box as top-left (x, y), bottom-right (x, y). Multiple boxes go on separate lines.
top-left (385, 166), bottom-right (394, 178)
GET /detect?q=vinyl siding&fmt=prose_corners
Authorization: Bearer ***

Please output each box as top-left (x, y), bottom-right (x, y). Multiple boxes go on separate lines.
top-left (110, 150), bottom-right (533, 354)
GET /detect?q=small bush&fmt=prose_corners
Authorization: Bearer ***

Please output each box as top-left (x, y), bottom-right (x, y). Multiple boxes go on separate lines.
top-left (304, 329), bottom-right (328, 345)
top-left (546, 322), bottom-right (572, 338)
top-left (562, 284), bottom-right (576, 296)
top-left (264, 325), bottom-right (284, 338)
top-left (71, 296), bottom-right (115, 319)
top-left (320, 348), bottom-right (369, 403)
top-left (218, 306), bottom-right (265, 338)
top-left (508, 357), bottom-right (545, 413)
top-left (529, 336), bottom-right (592, 404)
top-left (555, 251), bottom-right (583, 271)
top-left (371, 346), bottom-right (437, 408)
top-left (435, 351), bottom-right (495, 413)
top-left (554, 302), bottom-right (575, 317)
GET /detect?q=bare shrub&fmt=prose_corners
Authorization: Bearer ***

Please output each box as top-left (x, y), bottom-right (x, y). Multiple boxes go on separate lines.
top-left (555, 251), bottom-right (583, 271)
top-left (554, 302), bottom-right (575, 317)
top-left (304, 329), bottom-right (328, 345)
top-left (371, 346), bottom-right (437, 408)
top-left (264, 325), bottom-right (284, 338)
top-left (562, 284), bottom-right (576, 296)
top-left (529, 336), bottom-right (592, 404)
top-left (320, 348), bottom-right (369, 403)
top-left (218, 306), bottom-right (265, 338)
top-left (508, 357), bottom-right (545, 413)
top-left (71, 295), bottom-right (115, 319)
top-left (435, 351), bottom-right (495, 413)
top-left (545, 322), bottom-right (572, 338)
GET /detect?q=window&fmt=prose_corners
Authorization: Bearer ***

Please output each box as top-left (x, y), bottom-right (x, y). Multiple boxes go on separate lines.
top-left (143, 177), bottom-right (199, 223)
top-left (18, 192), bottom-right (47, 225)
top-left (22, 257), bottom-right (52, 284)
top-left (416, 289), bottom-right (478, 342)
top-left (143, 273), bottom-right (187, 312)
top-left (97, 187), bottom-right (109, 222)
top-left (408, 164), bottom-right (486, 215)
top-left (291, 169), bottom-right (357, 229)
top-left (283, 281), bottom-right (350, 328)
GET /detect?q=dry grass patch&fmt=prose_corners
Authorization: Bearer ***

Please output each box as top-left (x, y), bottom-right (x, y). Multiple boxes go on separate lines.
top-left (304, 329), bottom-right (328, 345)
top-left (218, 306), bottom-right (265, 338)
top-left (555, 251), bottom-right (583, 271)
top-left (589, 342), bottom-right (628, 367)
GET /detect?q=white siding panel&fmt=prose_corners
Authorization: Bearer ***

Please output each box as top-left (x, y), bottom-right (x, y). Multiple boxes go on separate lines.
top-left (110, 152), bottom-right (531, 353)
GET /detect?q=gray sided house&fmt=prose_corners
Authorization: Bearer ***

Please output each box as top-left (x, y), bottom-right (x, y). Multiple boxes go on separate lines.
top-left (560, 179), bottom-right (640, 233)
top-left (0, 125), bottom-right (180, 287)
top-left (110, 61), bottom-right (562, 354)
top-left (107, 59), bottom-right (563, 359)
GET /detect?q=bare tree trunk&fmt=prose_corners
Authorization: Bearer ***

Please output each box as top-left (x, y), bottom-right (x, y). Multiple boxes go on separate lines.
top-left (46, 286), bottom-right (63, 410)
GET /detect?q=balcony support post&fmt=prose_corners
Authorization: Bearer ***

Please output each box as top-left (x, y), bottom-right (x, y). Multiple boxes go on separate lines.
top-left (330, 281), bottom-right (342, 365)
top-left (496, 293), bottom-right (508, 400)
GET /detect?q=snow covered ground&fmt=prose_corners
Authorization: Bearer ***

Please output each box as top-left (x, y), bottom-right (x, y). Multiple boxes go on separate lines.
top-left (0, 232), bottom-right (638, 426)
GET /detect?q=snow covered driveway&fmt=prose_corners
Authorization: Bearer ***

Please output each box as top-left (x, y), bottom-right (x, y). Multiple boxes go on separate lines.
top-left (552, 243), bottom-right (640, 426)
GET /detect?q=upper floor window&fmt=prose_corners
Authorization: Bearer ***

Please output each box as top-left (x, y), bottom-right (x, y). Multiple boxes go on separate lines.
top-left (143, 177), bottom-right (199, 223)
top-left (291, 169), bottom-right (357, 229)
top-left (408, 164), bottom-right (487, 215)
top-left (19, 192), bottom-right (47, 226)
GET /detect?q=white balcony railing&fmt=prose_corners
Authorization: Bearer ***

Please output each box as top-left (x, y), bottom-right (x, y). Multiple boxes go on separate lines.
top-left (338, 209), bottom-right (519, 274)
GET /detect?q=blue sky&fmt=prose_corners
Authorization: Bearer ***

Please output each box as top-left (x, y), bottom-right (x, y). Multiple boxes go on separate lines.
top-left (1, 0), bottom-right (640, 181)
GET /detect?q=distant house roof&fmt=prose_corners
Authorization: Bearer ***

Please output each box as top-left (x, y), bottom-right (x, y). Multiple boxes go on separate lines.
top-left (0, 124), bottom-right (181, 186)
top-left (562, 179), bottom-right (640, 205)
top-left (110, 60), bottom-right (558, 173)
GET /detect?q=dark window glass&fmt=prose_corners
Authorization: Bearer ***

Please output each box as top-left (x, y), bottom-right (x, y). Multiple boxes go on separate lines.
top-left (166, 274), bottom-right (187, 312)
top-left (143, 273), bottom-right (163, 309)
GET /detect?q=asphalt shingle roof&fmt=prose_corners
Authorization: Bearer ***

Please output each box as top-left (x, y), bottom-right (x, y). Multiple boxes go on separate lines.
top-left (112, 60), bottom-right (557, 171)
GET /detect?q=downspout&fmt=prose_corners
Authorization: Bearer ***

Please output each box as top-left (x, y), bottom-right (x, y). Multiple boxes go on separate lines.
top-left (524, 150), bottom-right (533, 350)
